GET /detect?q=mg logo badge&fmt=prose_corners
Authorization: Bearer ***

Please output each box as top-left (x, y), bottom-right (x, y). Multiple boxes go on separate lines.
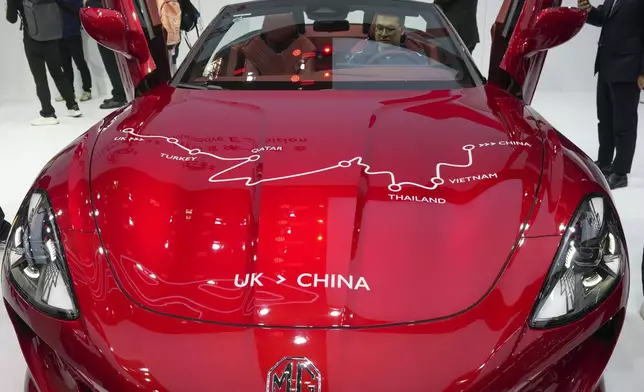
top-left (266, 357), bottom-right (322, 392)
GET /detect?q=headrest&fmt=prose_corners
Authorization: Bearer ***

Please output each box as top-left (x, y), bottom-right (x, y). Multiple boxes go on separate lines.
top-left (262, 13), bottom-right (299, 47)
top-left (368, 22), bottom-right (376, 38)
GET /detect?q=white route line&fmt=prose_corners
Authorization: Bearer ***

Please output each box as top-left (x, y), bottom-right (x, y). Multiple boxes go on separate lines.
top-left (124, 128), bottom-right (476, 192)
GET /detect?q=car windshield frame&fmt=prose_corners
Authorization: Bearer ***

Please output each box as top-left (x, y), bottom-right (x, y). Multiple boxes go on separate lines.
top-left (172, 0), bottom-right (486, 91)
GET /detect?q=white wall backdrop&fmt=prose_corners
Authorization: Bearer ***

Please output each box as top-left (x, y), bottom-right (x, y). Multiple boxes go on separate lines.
top-left (0, 0), bottom-right (601, 103)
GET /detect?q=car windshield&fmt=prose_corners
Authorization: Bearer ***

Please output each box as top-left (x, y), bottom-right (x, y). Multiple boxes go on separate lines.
top-left (177, 0), bottom-right (483, 90)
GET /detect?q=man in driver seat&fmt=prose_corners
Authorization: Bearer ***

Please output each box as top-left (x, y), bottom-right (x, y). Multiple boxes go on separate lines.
top-left (348, 12), bottom-right (427, 64)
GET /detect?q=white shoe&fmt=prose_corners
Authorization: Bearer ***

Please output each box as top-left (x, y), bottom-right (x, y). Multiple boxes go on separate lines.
top-left (79, 91), bottom-right (92, 102)
top-left (66, 105), bottom-right (82, 118)
top-left (55, 96), bottom-right (64, 102)
top-left (31, 116), bottom-right (59, 126)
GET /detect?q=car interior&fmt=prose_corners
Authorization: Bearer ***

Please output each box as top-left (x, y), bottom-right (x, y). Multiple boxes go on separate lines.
top-left (185, 7), bottom-right (472, 85)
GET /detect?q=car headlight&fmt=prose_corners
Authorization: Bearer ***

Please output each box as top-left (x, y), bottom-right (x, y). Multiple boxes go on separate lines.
top-left (530, 194), bottom-right (626, 328)
top-left (1, 190), bottom-right (78, 320)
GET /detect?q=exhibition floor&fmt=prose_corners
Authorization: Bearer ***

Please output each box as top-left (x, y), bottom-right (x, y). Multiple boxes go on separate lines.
top-left (0, 90), bottom-right (643, 390)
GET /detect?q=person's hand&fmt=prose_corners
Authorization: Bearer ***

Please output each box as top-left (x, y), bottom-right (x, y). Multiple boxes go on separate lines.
top-left (638, 75), bottom-right (644, 89)
top-left (578, 0), bottom-right (592, 11)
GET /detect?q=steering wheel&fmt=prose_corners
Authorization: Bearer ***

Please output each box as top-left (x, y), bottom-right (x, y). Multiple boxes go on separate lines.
top-left (365, 49), bottom-right (428, 65)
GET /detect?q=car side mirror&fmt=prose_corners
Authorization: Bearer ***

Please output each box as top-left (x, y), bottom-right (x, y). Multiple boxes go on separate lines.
top-left (79, 7), bottom-right (150, 63)
top-left (501, 7), bottom-right (586, 81)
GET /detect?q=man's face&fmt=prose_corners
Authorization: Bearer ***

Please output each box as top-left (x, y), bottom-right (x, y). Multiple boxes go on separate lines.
top-left (373, 14), bottom-right (404, 45)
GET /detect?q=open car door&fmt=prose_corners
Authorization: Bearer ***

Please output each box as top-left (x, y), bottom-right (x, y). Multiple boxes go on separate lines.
top-left (81, 0), bottom-right (587, 105)
top-left (487, 0), bottom-right (587, 105)
top-left (80, 0), bottom-right (172, 101)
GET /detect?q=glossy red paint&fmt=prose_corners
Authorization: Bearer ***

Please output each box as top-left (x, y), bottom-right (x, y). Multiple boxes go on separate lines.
top-left (524, 107), bottom-right (617, 237)
top-left (3, 223), bottom-right (627, 392)
top-left (79, 4), bottom-right (156, 98)
top-left (3, 81), bottom-right (627, 391)
top-left (79, 8), bottom-right (130, 56)
top-left (487, 0), bottom-right (585, 104)
top-left (87, 85), bottom-right (547, 328)
top-left (3, 0), bottom-right (629, 391)
top-left (500, 7), bottom-right (587, 87)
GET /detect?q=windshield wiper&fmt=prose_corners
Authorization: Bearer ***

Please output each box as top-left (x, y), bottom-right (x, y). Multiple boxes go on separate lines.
top-left (177, 82), bottom-right (226, 90)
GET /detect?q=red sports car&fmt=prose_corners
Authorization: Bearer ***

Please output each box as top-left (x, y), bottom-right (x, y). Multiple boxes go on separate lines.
top-left (0, 0), bottom-right (630, 391)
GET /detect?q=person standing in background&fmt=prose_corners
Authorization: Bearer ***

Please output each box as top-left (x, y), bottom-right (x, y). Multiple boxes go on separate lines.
top-left (156, 0), bottom-right (182, 75)
top-left (55, 0), bottom-right (93, 103)
top-left (170, 0), bottom-right (202, 72)
top-left (0, 206), bottom-right (10, 245)
top-left (83, 0), bottom-right (126, 109)
top-left (578, 0), bottom-right (644, 190)
top-left (6, 0), bottom-right (82, 125)
top-left (433, 0), bottom-right (479, 53)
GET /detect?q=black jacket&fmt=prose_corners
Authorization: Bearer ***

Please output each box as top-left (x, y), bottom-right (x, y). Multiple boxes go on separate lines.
top-left (6, 0), bottom-right (24, 25)
top-left (434, 0), bottom-right (479, 49)
top-left (60, 0), bottom-right (83, 37)
top-left (587, 0), bottom-right (644, 82)
top-left (6, 0), bottom-right (82, 29)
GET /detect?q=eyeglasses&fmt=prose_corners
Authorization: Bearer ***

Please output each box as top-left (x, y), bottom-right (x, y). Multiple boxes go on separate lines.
top-left (374, 25), bottom-right (400, 35)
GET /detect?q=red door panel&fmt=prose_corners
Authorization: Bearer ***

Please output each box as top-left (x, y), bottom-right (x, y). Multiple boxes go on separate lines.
top-left (83, 0), bottom-right (172, 101)
top-left (488, 0), bottom-right (563, 105)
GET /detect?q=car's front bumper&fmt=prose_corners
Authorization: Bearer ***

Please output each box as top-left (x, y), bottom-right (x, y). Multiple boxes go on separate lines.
top-left (3, 231), bottom-right (628, 392)
top-left (7, 303), bottom-right (621, 392)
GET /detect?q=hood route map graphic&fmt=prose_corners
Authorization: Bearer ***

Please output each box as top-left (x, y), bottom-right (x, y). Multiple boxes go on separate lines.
top-left (123, 128), bottom-right (476, 192)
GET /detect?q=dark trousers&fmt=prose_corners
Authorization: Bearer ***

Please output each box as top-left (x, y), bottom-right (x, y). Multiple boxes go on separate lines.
top-left (467, 43), bottom-right (477, 53)
top-left (59, 35), bottom-right (92, 93)
top-left (172, 41), bottom-right (179, 64)
top-left (97, 42), bottom-right (126, 102)
top-left (23, 34), bottom-right (77, 117)
top-left (596, 77), bottom-right (640, 174)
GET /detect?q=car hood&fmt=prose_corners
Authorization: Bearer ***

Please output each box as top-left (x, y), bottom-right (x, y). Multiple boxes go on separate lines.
top-left (89, 85), bottom-right (544, 328)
